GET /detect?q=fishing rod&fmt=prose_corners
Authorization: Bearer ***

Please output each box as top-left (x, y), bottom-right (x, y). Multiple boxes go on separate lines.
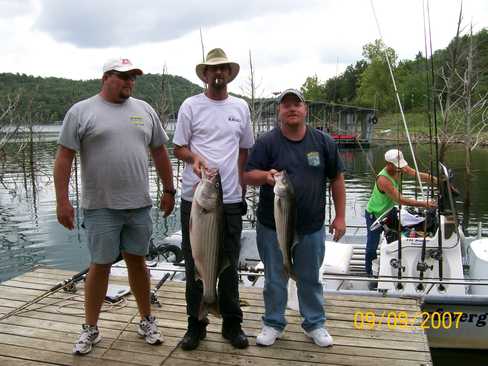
top-left (395, 130), bottom-right (405, 288)
top-left (425, 0), bottom-right (444, 290)
top-left (0, 255), bottom-right (124, 321)
top-left (0, 266), bottom-right (89, 321)
top-left (150, 273), bottom-right (171, 307)
top-left (370, 0), bottom-right (426, 199)
top-left (417, 0), bottom-right (436, 288)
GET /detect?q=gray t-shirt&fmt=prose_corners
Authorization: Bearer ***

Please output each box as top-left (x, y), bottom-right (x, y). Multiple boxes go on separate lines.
top-left (58, 94), bottom-right (168, 209)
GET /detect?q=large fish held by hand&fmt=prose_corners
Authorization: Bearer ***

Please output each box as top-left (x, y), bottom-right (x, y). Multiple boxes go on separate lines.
top-left (190, 169), bottom-right (227, 319)
top-left (273, 170), bottom-right (297, 280)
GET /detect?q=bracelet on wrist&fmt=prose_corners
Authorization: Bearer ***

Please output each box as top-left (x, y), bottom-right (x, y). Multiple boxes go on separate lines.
top-left (164, 189), bottom-right (176, 196)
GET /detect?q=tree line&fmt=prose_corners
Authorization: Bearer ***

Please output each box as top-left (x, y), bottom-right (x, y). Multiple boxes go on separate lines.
top-left (301, 28), bottom-right (488, 113)
top-left (0, 72), bottom-right (202, 124)
top-left (1, 28), bottom-right (486, 125)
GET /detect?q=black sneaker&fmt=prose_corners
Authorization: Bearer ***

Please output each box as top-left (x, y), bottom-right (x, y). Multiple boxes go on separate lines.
top-left (181, 318), bottom-right (207, 351)
top-left (222, 323), bottom-right (249, 349)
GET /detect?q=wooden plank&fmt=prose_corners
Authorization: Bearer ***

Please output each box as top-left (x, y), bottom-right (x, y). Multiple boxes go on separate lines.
top-left (0, 292), bottom-right (402, 330)
top-left (162, 358), bottom-right (223, 366)
top-left (18, 269), bottom-right (421, 306)
top-left (169, 347), bottom-right (426, 366)
top-left (0, 308), bottom-right (428, 345)
top-left (0, 343), bottom-right (136, 366)
top-left (0, 333), bottom-right (165, 366)
top-left (0, 355), bottom-right (56, 365)
top-left (0, 269), bottom-right (431, 366)
top-left (0, 283), bottom-right (421, 320)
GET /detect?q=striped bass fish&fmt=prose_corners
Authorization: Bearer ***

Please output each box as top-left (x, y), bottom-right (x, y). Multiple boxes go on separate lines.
top-left (273, 170), bottom-right (297, 280)
top-left (189, 169), bottom-right (227, 319)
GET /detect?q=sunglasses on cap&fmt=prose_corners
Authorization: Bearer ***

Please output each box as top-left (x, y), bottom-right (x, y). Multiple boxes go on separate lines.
top-left (109, 71), bottom-right (137, 81)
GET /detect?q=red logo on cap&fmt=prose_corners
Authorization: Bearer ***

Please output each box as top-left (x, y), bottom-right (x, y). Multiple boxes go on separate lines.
top-left (121, 59), bottom-right (131, 65)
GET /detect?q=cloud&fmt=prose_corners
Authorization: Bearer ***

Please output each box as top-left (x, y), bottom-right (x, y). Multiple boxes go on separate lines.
top-left (0, 0), bottom-right (35, 18)
top-left (35, 0), bottom-right (321, 48)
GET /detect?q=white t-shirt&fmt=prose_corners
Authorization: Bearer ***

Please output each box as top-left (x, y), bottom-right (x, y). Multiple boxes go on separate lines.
top-left (173, 93), bottom-right (254, 203)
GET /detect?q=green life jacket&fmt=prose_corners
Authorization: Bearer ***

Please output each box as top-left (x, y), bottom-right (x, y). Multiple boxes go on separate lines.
top-left (366, 167), bottom-right (398, 217)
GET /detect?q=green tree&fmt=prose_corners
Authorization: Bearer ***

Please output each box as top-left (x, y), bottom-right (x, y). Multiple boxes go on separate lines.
top-left (356, 39), bottom-right (397, 111)
top-left (300, 74), bottom-right (327, 101)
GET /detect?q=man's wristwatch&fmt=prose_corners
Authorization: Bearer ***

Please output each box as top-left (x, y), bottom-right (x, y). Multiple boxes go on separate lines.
top-left (164, 189), bottom-right (177, 196)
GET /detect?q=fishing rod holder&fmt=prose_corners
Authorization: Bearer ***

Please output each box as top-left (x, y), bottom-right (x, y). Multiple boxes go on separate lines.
top-left (416, 261), bottom-right (434, 273)
top-left (390, 258), bottom-right (405, 272)
top-left (429, 249), bottom-right (442, 261)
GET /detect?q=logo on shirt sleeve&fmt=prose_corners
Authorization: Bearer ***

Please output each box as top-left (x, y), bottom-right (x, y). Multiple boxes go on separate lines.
top-left (307, 151), bottom-right (320, 167)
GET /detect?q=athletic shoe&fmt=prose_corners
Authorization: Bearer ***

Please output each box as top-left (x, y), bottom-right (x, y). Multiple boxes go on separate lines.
top-left (137, 315), bottom-right (163, 345)
top-left (73, 324), bottom-right (102, 355)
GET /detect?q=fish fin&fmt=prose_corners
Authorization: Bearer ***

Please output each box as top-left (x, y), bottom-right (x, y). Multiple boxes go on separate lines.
top-left (282, 266), bottom-right (297, 281)
top-left (289, 239), bottom-right (298, 281)
top-left (290, 270), bottom-right (297, 281)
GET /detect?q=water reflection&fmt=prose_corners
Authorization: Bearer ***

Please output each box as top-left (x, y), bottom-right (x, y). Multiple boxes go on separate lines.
top-left (1, 127), bottom-right (487, 282)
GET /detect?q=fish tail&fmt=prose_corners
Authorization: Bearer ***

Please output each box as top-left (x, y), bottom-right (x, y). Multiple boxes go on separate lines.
top-left (198, 297), bottom-right (220, 320)
top-left (198, 302), bottom-right (209, 321)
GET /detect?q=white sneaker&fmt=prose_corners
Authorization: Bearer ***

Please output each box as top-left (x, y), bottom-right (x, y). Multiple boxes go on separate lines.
top-left (73, 324), bottom-right (102, 355)
top-left (304, 327), bottom-right (333, 347)
top-left (137, 315), bottom-right (163, 345)
top-left (256, 324), bottom-right (283, 346)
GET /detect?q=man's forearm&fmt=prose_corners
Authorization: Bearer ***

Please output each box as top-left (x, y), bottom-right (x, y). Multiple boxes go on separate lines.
top-left (173, 145), bottom-right (196, 164)
top-left (330, 173), bottom-right (346, 219)
top-left (238, 148), bottom-right (248, 193)
top-left (53, 147), bottom-right (75, 204)
top-left (151, 145), bottom-right (175, 191)
top-left (243, 170), bottom-right (269, 186)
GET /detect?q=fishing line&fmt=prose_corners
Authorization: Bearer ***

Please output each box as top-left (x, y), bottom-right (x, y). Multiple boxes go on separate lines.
top-left (369, 0), bottom-right (426, 199)
top-left (426, 0), bottom-right (444, 285)
top-left (418, 0), bottom-right (435, 284)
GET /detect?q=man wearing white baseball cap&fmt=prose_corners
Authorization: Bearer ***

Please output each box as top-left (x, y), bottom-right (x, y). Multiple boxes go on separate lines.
top-left (364, 148), bottom-right (437, 282)
top-left (54, 57), bottom-right (175, 354)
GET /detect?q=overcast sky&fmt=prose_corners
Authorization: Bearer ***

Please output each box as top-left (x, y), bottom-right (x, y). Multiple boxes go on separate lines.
top-left (1, 0), bottom-right (486, 97)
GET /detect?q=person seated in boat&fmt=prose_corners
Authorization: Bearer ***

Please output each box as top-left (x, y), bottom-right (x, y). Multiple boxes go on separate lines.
top-left (243, 88), bottom-right (346, 348)
top-left (365, 148), bottom-right (437, 279)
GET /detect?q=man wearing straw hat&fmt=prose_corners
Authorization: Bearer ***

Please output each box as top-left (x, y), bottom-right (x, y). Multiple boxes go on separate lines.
top-left (173, 48), bottom-right (254, 350)
top-left (365, 148), bottom-right (437, 286)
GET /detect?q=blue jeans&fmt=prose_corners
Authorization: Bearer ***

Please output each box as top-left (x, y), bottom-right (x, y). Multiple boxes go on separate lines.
top-left (256, 221), bottom-right (325, 332)
top-left (365, 210), bottom-right (383, 276)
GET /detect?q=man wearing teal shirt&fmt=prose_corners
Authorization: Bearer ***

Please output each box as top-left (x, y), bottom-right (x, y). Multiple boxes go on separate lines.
top-left (365, 149), bottom-right (437, 280)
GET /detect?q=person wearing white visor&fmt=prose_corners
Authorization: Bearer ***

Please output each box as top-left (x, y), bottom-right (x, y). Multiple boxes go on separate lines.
top-left (364, 148), bottom-right (437, 284)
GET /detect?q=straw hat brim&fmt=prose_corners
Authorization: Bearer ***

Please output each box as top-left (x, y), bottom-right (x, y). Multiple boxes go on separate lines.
top-left (195, 61), bottom-right (240, 83)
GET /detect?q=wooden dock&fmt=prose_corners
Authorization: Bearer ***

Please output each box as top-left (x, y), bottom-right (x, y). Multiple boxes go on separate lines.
top-left (0, 267), bottom-right (432, 365)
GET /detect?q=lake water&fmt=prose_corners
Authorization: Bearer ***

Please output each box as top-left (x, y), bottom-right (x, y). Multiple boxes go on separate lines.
top-left (1, 127), bottom-right (488, 283)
